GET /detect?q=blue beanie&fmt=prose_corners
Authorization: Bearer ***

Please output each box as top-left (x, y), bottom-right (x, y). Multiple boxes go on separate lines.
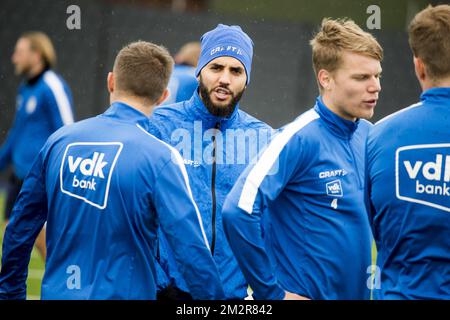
top-left (195, 24), bottom-right (254, 84)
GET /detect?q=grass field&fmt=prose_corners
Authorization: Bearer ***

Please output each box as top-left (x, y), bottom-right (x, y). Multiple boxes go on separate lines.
top-left (0, 190), bottom-right (44, 300)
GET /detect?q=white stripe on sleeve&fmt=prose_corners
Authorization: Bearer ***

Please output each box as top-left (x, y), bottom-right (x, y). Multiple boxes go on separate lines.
top-left (43, 71), bottom-right (74, 125)
top-left (238, 109), bottom-right (320, 214)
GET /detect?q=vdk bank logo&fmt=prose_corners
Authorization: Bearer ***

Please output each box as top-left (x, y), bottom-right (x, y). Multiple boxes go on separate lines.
top-left (60, 142), bottom-right (123, 209)
top-left (396, 144), bottom-right (450, 212)
top-left (326, 180), bottom-right (343, 197)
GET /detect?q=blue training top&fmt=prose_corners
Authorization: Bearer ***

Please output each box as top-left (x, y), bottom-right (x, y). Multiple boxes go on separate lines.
top-left (366, 87), bottom-right (450, 299)
top-left (223, 97), bottom-right (373, 300)
top-left (0, 102), bottom-right (224, 300)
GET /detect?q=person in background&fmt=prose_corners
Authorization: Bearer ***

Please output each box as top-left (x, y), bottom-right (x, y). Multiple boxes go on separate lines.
top-left (162, 41), bottom-right (200, 105)
top-left (0, 31), bottom-right (75, 260)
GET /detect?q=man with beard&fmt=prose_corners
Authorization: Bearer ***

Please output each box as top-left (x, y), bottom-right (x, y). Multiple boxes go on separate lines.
top-left (149, 24), bottom-right (273, 300)
top-left (0, 32), bottom-right (74, 260)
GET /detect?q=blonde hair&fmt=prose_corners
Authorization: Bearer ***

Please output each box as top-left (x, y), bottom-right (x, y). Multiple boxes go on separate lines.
top-left (21, 31), bottom-right (57, 69)
top-left (310, 18), bottom-right (383, 92)
top-left (408, 4), bottom-right (450, 80)
top-left (113, 41), bottom-right (174, 103)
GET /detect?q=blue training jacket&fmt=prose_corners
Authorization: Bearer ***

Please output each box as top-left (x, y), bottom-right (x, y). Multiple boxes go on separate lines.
top-left (0, 102), bottom-right (224, 300)
top-left (222, 97), bottom-right (373, 300)
top-left (0, 69), bottom-right (74, 179)
top-left (149, 90), bottom-right (273, 299)
top-left (366, 87), bottom-right (450, 299)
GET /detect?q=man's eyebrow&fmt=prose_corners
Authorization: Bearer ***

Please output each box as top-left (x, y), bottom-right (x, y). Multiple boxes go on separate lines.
top-left (351, 72), bottom-right (380, 77)
top-left (210, 63), bottom-right (224, 68)
top-left (353, 68), bottom-right (383, 75)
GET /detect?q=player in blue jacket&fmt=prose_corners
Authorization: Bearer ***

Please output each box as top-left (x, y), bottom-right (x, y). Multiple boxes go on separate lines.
top-left (222, 18), bottom-right (383, 300)
top-left (149, 24), bottom-right (273, 300)
top-left (366, 5), bottom-right (450, 299)
top-left (0, 31), bottom-right (74, 260)
top-left (0, 41), bottom-right (224, 300)
top-left (163, 42), bottom-right (200, 105)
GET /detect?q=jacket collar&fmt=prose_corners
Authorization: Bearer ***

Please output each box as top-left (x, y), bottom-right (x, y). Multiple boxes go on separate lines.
top-left (420, 87), bottom-right (450, 103)
top-left (26, 67), bottom-right (49, 85)
top-left (314, 96), bottom-right (359, 139)
top-left (185, 89), bottom-right (240, 128)
top-left (102, 101), bottom-right (151, 130)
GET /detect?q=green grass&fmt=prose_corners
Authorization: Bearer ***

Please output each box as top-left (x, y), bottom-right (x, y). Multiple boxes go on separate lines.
top-left (0, 190), bottom-right (44, 300)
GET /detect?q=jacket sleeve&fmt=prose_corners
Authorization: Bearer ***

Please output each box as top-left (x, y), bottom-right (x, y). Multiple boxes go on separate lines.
top-left (222, 133), bottom-right (304, 300)
top-left (0, 145), bottom-right (48, 299)
top-left (152, 147), bottom-right (225, 300)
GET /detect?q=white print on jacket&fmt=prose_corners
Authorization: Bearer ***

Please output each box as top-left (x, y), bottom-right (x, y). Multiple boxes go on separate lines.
top-left (26, 96), bottom-right (37, 114)
top-left (60, 142), bottom-right (123, 209)
top-left (396, 143), bottom-right (450, 212)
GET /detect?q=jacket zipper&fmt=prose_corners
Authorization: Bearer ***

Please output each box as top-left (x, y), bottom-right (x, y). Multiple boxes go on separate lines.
top-left (210, 121), bottom-right (220, 255)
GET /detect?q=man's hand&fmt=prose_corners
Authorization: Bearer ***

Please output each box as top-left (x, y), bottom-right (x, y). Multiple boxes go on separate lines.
top-left (283, 291), bottom-right (310, 300)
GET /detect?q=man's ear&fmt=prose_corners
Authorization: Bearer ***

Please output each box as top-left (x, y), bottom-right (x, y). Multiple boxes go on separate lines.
top-left (107, 72), bottom-right (114, 93)
top-left (318, 69), bottom-right (332, 91)
top-left (413, 56), bottom-right (426, 82)
top-left (156, 88), bottom-right (169, 105)
top-left (32, 51), bottom-right (43, 67)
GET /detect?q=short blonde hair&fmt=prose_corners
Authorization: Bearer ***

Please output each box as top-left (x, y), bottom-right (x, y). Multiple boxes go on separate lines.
top-left (21, 31), bottom-right (56, 69)
top-left (113, 41), bottom-right (174, 103)
top-left (310, 18), bottom-right (383, 92)
top-left (408, 4), bottom-right (450, 80)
